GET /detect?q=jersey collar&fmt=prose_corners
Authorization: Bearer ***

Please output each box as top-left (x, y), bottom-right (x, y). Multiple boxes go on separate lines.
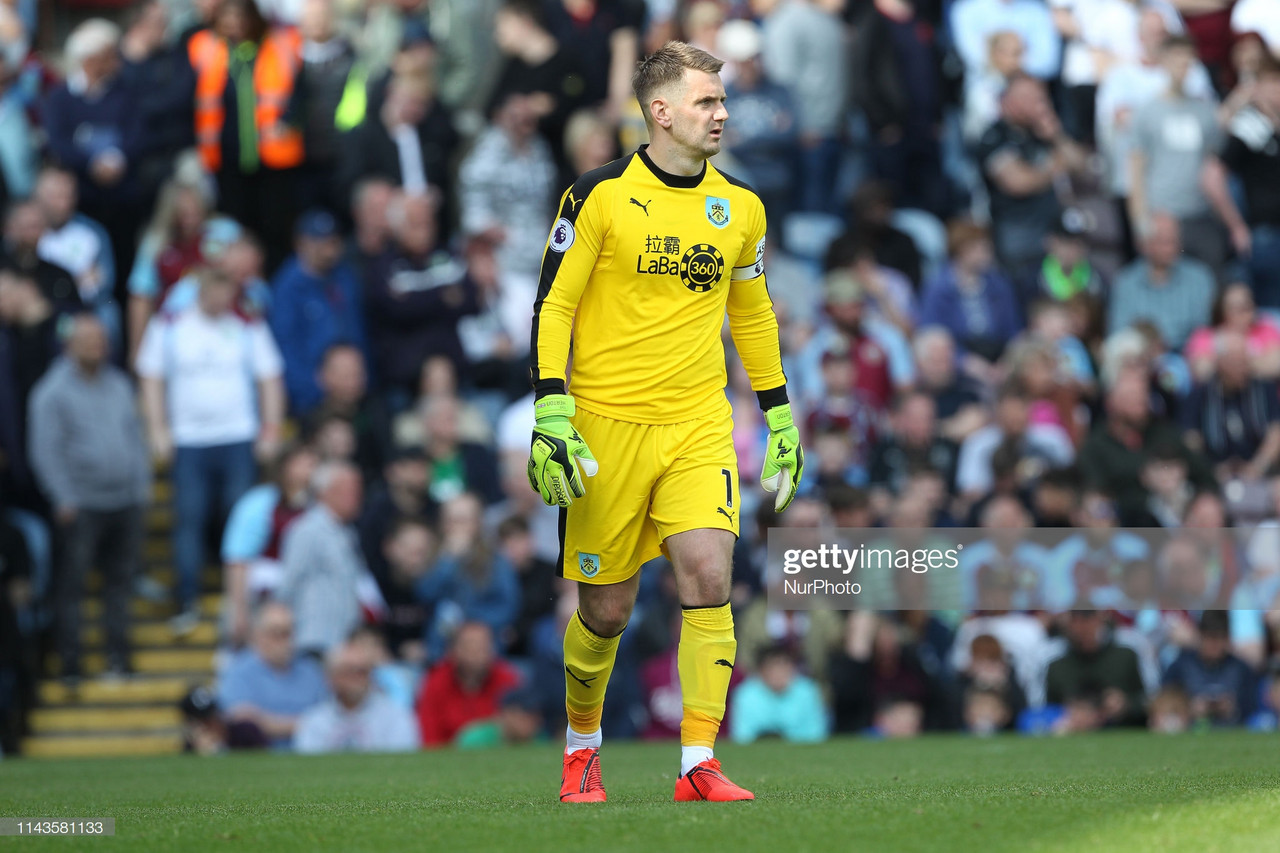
top-left (636, 144), bottom-right (706, 189)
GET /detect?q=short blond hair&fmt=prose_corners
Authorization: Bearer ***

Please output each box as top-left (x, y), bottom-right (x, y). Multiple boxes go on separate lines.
top-left (632, 41), bottom-right (724, 125)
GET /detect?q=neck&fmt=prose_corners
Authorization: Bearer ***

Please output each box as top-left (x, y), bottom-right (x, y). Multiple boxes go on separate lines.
top-left (1148, 262), bottom-right (1171, 282)
top-left (74, 359), bottom-right (101, 377)
top-left (644, 138), bottom-right (706, 178)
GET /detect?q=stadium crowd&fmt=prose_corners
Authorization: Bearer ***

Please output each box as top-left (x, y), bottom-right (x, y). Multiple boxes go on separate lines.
top-left (2, 0), bottom-right (1280, 756)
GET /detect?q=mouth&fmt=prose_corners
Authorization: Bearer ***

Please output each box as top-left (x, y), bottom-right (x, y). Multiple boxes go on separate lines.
top-left (709, 128), bottom-right (723, 140)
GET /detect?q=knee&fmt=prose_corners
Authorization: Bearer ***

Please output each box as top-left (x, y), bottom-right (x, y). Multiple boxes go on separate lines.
top-left (680, 556), bottom-right (732, 608)
top-left (577, 598), bottom-right (630, 638)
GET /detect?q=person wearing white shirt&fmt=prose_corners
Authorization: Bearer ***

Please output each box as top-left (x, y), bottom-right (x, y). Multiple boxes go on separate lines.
top-left (136, 266), bottom-right (285, 632)
top-left (293, 639), bottom-right (419, 754)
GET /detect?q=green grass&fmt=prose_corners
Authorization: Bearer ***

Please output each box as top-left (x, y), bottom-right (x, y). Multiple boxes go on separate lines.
top-left (2, 733), bottom-right (1280, 852)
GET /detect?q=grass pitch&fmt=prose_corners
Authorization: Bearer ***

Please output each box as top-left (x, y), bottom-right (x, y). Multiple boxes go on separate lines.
top-left (2, 732), bottom-right (1279, 852)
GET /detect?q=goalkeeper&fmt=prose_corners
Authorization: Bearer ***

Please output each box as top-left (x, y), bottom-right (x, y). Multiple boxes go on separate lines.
top-left (527, 41), bottom-right (802, 804)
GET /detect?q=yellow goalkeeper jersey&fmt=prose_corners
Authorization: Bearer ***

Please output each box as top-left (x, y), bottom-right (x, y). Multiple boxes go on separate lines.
top-left (531, 145), bottom-right (787, 425)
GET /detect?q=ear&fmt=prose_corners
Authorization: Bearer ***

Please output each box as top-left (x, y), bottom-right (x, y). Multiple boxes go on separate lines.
top-left (649, 96), bottom-right (673, 130)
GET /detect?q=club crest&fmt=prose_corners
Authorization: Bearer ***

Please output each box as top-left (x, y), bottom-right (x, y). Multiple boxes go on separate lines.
top-left (705, 196), bottom-right (730, 229)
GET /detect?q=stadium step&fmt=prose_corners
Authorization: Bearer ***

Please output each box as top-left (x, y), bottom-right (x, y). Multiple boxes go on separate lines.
top-left (81, 620), bottom-right (219, 648)
top-left (81, 592), bottom-right (221, 620)
top-left (44, 649), bottom-right (216, 677)
top-left (39, 676), bottom-right (193, 706)
top-left (29, 706), bottom-right (183, 734)
top-left (21, 732), bottom-right (183, 759)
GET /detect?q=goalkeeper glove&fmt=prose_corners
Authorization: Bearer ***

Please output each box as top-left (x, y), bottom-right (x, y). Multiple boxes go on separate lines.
top-left (760, 403), bottom-right (804, 512)
top-left (527, 394), bottom-right (599, 508)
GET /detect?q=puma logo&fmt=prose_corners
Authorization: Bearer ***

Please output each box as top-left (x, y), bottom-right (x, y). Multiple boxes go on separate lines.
top-left (630, 197), bottom-right (652, 216)
top-left (567, 192), bottom-right (583, 212)
top-left (716, 507), bottom-right (735, 522)
top-left (713, 659), bottom-right (735, 670)
top-left (565, 665), bottom-right (597, 688)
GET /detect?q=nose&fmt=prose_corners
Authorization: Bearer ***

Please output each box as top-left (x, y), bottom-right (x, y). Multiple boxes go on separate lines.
top-left (714, 103), bottom-right (729, 123)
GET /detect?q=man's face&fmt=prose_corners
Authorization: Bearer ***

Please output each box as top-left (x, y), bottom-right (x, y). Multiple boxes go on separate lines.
top-left (82, 46), bottom-right (120, 86)
top-left (386, 525), bottom-right (433, 576)
top-left (1162, 46), bottom-right (1194, 86)
top-left (198, 277), bottom-right (237, 316)
top-left (1200, 631), bottom-right (1229, 664)
top-left (1067, 612), bottom-right (1102, 652)
top-left (330, 646), bottom-right (373, 708)
top-left (36, 173), bottom-right (77, 228)
top-left (663, 68), bottom-right (728, 159)
top-left (68, 318), bottom-right (109, 369)
top-left (255, 610), bottom-right (295, 668)
top-left (320, 348), bottom-right (366, 404)
top-left (898, 396), bottom-right (936, 445)
top-left (299, 234), bottom-right (342, 274)
top-left (453, 625), bottom-right (495, 678)
top-left (325, 470), bottom-right (363, 521)
top-left (1144, 217), bottom-right (1181, 267)
top-left (996, 395), bottom-right (1029, 435)
top-left (299, 0), bottom-right (335, 43)
top-left (916, 338), bottom-right (954, 388)
top-left (6, 204), bottom-right (46, 250)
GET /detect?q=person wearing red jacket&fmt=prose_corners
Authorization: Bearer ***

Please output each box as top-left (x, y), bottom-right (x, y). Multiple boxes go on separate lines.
top-left (417, 621), bottom-right (521, 746)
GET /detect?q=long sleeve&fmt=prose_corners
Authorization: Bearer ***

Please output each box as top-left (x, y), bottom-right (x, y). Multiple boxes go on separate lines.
top-left (531, 180), bottom-right (608, 397)
top-left (726, 201), bottom-right (786, 401)
top-left (27, 383), bottom-right (74, 508)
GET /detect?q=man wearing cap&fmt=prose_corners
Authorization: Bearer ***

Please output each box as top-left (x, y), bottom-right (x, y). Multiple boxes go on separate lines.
top-left (1036, 210), bottom-right (1105, 302)
top-left (269, 209), bottom-right (366, 415)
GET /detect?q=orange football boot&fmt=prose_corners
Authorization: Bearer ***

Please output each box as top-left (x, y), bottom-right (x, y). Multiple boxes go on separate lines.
top-left (560, 748), bottom-right (607, 803)
top-left (673, 758), bottom-right (754, 802)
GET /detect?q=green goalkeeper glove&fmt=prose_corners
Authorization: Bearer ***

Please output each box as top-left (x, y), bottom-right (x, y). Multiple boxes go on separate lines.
top-left (527, 394), bottom-right (599, 508)
top-left (760, 403), bottom-right (804, 512)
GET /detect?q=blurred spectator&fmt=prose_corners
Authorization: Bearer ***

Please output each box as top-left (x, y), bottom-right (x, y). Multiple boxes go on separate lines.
top-left (28, 315), bottom-right (148, 682)
top-left (952, 0), bottom-right (1060, 80)
top-left (188, 0), bottom-right (304, 270)
top-left (953, 634), bottom-right (1026, 732)
top-left (831, 612), bottom-right (942, 732)
top-left (1129, 36), bottom-right (1226, 271)
top-left (1203, 56), bottom-right (1280, 306)
top-left (219, 602), bottom-right (328, 747)
top-left (869, 391), bottom-right (960, 499)
top-left (729, 644), bottom-right (829, 743)
top-left (278, 461), bottom-right (369, 657)
top-left (1183, 332), bottom-right (1280, 478)
top-left (136, 267), bottom-right (285, 632)
top-left (294, 638), bottom-right (419, 753)
top-left (563, 108), bottom-right (619, 181)
top-left (913, 327), bottom-right (987, 442)
top-left (759, 0), bottom-right (848, 213)
top-left (834, 181), bottom-right (924, 288)
top-left (375, 516), bottom-right (435, 665)
top-left (417, 621), bottom-right (521, 746)
top-left (963, 31), bottom-right (1026, 146)
top-left (125, 157), bottom-right (229, 360)
top-left (1050, 0), bottom-right (1143, 144)
top-left (1147, 685), bottom-right (1192, 733)
top-left (1036, 211), bottom-right (1105, 302)
top-left (543, 0), bottom-right (642, 116)
top-left (1162, 610), bottom-right (1258, 726)
top-left (851, 0), bottom-right (950, 216)
top-left (417, 493), bottom-right (520, 659)
top-left (825, 242), bottom-right (917, 337)
top-left (338, 41), bottom-right (460, 204)
top-left (1184, 283), bottom-right (1280, 382)
top-left (805, 345), bottom-right (880, 485)
top-left (498, 515), bottom-right (557, 659)
top-left (717, 19), bottom-right (798, 221)
top-left (220, 442), bottom-right (317, 649)
top-left (1176, 0), bottom-right (1236, 86)
top-left (42, 19), bottom-right (144, 281)
top-left (458, 90), bottom-right (558, 321)
top-left (1045, 609), bottom-right (1148, 728)
top-left (919, 220), bottom-right (1024, 364)
top-left (347, 625), bottom-right (417, 710)
top-left (489, 0), bottom-right (585, 159)
top-left (0, 38), bottom-right (37, 201)
top-left (1096, 12), bottom-right (1214, 251)
top-left (3, 201), bottom-right (81, 315)
top-left (802, 273), bottom-right (901, 412)
top-left (364, 192), bottom-right (480, 398)
top-left (305, 344), bottom-right (390, 479)
top-left (1108, 213), bottom-right (1215, 349)
top-left (119, 0), bottom-right (196, 212)
top-left (1231, 0), bottom-right (1280, 56)
top-left (359, 446), bottom-right (435, 577)
top-left (957, 381), bottom-right (1074, 500)
top-left (1136, 440), bottom-right (1196, 526)
top-left (33, 167), bottom-right (120, 350)
top-left (269, 210), bottom-right (366, 415)
top-left (0, 265), bottom-right (65, 510)
top-left (977, 74), bottom-right (1089, 282)
top-left (1080, 367), bottom-right (1215, 524)
top-left (179, 684), bottom-right (268, 754)
top-left (348, 178), bottom-right (397, 272)
top-left (288, 0), bottom-right (356, 213)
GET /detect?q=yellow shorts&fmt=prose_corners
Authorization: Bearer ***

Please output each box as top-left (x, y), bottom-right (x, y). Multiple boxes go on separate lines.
top-left (559, 407), bottom-right (740, 585)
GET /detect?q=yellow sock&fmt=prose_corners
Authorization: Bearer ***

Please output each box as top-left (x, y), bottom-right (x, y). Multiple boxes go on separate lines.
top-left (563, 610), bottom-right (621, 736)
top-left (678, 602), bottom-right (736, 748)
